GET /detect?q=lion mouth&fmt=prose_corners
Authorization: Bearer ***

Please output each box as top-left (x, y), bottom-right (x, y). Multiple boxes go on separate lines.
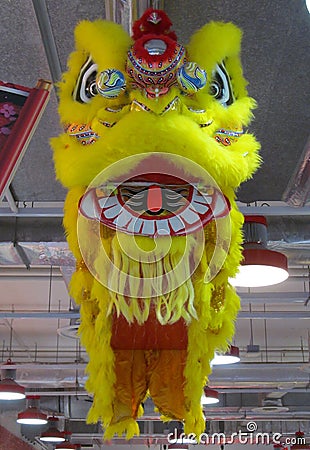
top-left (79, 173), bottom-right (230, 237)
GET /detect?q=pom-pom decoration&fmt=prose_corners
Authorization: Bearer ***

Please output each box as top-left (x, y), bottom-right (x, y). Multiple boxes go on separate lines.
top-left (51, 8), bottom-right (261, 441)
top-left (132, 8), bottom-right (177, 41)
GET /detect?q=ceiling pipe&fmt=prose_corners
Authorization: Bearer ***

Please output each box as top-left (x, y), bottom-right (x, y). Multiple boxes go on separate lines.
top-left (4, 188), bottom-right (18, 214)
top-left (0, 207), bottom-right (64, 217)
top-left (0, 362), bottom-right (308, 384)
top-left (0, 311), bottom-right (79, 319)
top-left (238, 311), bottom-right (310, 320)
top-left (0, 355), bottom-right (308, 373)
top-left (0, 310), bottom-right (309, 319)
top-left (5, 386), bottom-right (310, 395)
top-left (1, 204), bottom-right (310, 218)
top-left (239, 205), bottom-right (310, 216)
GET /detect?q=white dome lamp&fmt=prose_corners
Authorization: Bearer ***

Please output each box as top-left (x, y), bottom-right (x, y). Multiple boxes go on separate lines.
top-left (201, 387), bottom-right (220, 405)
top-left (17, 395), bottom-right (48, 425)
top-left (230, 215), bottom-right (289, 288)
top-left (0, 359), bottom-right (26, 401)
top-left (211, 345), bottom-right (240, 365)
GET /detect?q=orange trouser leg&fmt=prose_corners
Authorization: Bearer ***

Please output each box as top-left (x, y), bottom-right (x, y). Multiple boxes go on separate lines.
top-left (112, 349), bottom-right (187, 423)
top-left (112, 349), bottom-right (148, 423)
top-left (147, 349), bottom-right (187, 420)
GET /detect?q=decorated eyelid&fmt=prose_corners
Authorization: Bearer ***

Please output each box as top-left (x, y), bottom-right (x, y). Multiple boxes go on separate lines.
top-left (73, 56), bottom-right (98, 103)
top-left (210, 62), bottom-right (235, 106)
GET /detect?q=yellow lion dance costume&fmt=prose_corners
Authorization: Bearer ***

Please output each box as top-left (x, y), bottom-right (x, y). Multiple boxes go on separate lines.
top-left (52, 9), bottom-right (260, 439)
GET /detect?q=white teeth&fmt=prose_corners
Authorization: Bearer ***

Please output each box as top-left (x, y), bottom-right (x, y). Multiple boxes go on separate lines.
top-left (142, 220), bottom-right (155, 235)
top-left (114, 209), bottom-right (132, 227)
top-left (168, 215), bottom-right (184, 232)
top-left (201, 195), bottom-right (212, 204)
top-left (180, 207), bottom-right (199, 225)
top-left (192, 190), bottom-right (212, 206)
top-left (98, 195), bottom-right (118, 209)
top-left (126, 219), bottom-right (136, 233)
top-left (104, 204), bottom-right (122, 219)
top-left (155, 219), bottom-right (170, 235)
top-left (132, 218), bottom-right (143, 233)
top-left (80, 190), bottom-right (99, 219)
top-left (191, 200), bottom-right (209, 214)
top-left (212, 191), bottom-right (226, 216)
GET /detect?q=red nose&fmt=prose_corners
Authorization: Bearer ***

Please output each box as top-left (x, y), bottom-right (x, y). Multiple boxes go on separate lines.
top-left (147, 185), bottom-right (162, 212)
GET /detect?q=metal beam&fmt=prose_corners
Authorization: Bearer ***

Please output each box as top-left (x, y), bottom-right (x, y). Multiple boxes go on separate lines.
top-left (240, 292), bottom-right (309, 304)
top-left (238, 205), bottom-right (310, 216)
top-left (4, 188), bottom-right (18, 213)
top-left (238, 311), bottom-right (310, 319)
top-left (0, 202), bottom-right (310, 218)
top-left (0, 363), bottom-right (86, 370)
top-left (32, 0), bottom-right (62, 83)
top-left (0, 207), bottom-right (63, 217)
top-left (0, 311), bottom-right (80, 319)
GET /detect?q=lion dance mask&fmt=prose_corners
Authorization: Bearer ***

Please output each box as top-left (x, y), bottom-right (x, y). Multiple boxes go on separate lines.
top-left (52, 8), bottom-right (261, 440)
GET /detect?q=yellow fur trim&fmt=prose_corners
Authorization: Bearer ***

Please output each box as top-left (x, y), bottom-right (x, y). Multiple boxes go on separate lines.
top-left (187, 22), bottom-right (248, 99)
top-left (52, 113), bottom-right (260, 189)
top-left (84, 280), bottom-right (115, 427)
top-left (103, 418), bottom-right (140, 441)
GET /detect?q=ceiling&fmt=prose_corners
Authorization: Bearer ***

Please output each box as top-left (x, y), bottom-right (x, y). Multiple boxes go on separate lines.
top-left (0, 0), bottom-right (310, 449)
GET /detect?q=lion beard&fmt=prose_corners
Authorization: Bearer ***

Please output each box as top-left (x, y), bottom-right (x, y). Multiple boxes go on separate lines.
top-left (93, 230), bottom-right (203, 325)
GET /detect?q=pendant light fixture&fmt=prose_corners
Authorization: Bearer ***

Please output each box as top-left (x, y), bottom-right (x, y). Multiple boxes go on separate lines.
top-left (230, 215), bottom-right (289, 287)
top-left (39, 416), bottom-right (65, 443)
top-left (0, 359), bottom-right (26, 400)
top-left (17, 395), bottom-right (48, 425)
top-left (201, 387), bottom-right (219, 405)
top-left (211, 345), bottom-right (240, 365)
top-left (55, 431), bottom-right (77, 449)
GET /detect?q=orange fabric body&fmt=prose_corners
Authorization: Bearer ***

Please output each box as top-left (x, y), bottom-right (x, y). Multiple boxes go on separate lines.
top-left (112, 349), bottom-right (187, 422)
top-left (111, 309), bottom-right (188, 422)
top-left (111, 308), bottom-right (188, 350)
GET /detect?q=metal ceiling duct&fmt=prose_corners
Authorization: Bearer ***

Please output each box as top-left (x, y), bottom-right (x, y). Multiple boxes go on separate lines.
top-left (1, 217), bottom-right (310, 267)
top-left (0, 362), bottom-right (308, 389)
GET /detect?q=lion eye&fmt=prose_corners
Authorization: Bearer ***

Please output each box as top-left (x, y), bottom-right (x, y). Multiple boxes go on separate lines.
top-left (73, 56), bottom-right (98, 103)
top-left (209, 62), bottom-right (234, 106)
